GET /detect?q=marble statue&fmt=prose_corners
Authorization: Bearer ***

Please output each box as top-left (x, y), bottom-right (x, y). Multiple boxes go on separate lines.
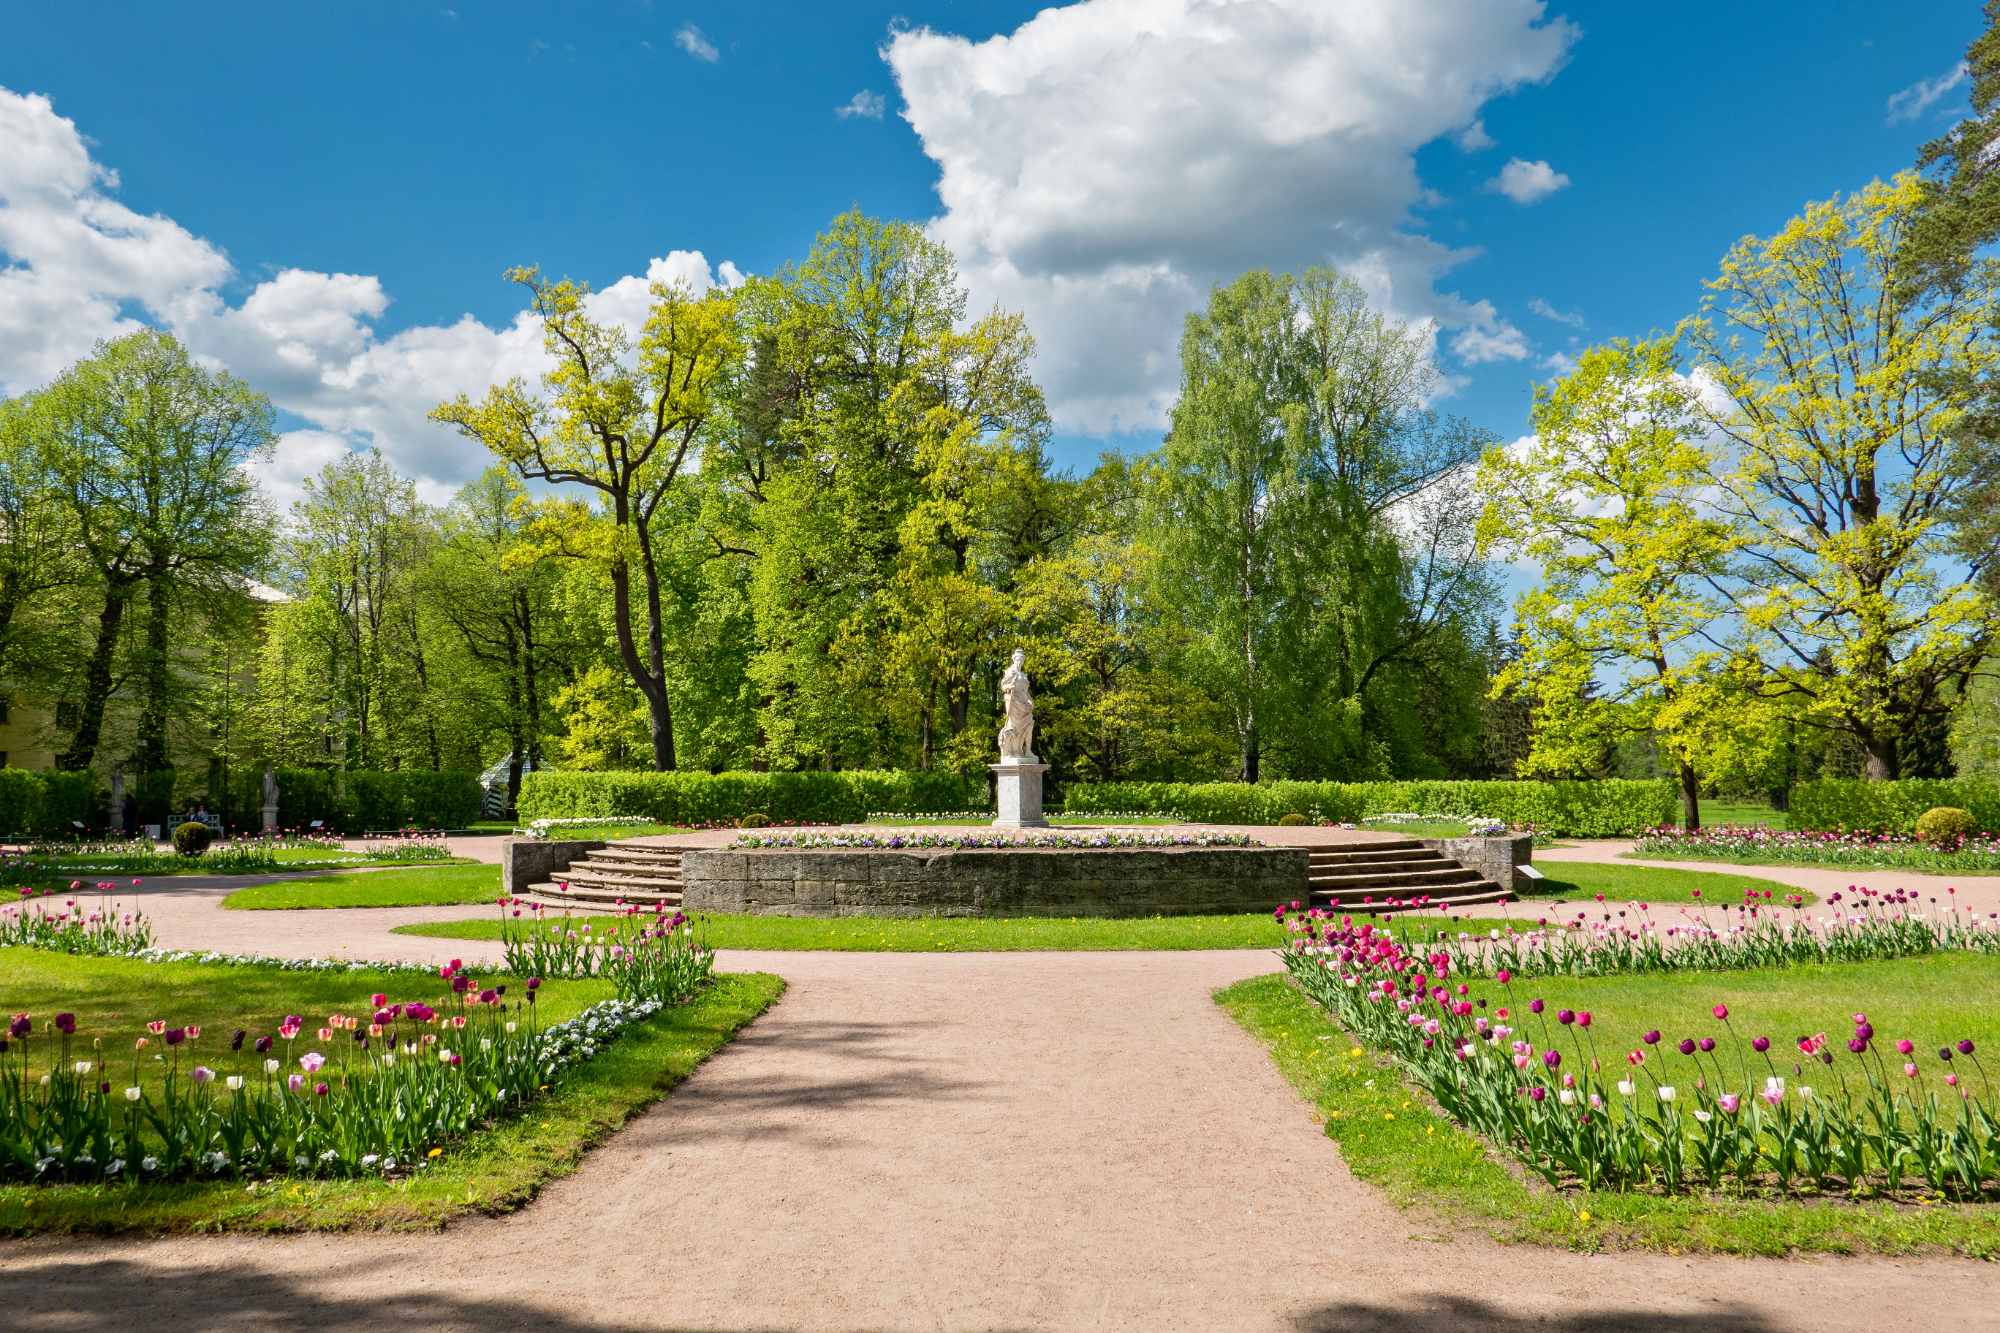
top-left (262, 766), bottom-right (278, 807)
top-left (997, 648), bottom-right (1036, 761)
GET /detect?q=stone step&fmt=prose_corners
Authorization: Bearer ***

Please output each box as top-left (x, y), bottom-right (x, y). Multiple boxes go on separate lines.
top-left (1309, 866), bottom-right (1482, 889)
top-left (592, 846), bottom-right (684, 866)
top-left (1308, 856), bottom-right (1457, 877)
top-left (1310, 846), bottom-right (1442, 866)
top-left (560, 868), bottom-right (685, 892)
top-left (1309, 839), bottom-right (1426, 858)
top-left (566, 856), bottom-right (685, 876)
top-left (526, 880), bottom-right (684, 907)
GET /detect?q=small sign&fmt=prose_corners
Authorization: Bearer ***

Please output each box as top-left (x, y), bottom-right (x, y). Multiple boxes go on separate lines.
top-left (1517, 864), bottom-right (1546, 881)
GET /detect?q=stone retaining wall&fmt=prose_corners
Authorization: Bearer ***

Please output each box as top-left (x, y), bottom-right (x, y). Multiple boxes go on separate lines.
top-left (1417, 834), bottom-right (1533, 893)
top-left (500, 838), bottom-right (606, 897)
top-left (679, 846), bottom-right (1311, 918)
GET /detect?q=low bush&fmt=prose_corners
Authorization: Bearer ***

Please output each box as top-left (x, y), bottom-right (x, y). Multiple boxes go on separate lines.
top-left (517, 769), bottom-right (985, 826)
top-left (1790, 778), bottom-right (2000, 835)
top-left (1915, 806), bottom-right (1980, 847)
top-left (171, 822), bottom-right (214, 857)
top-left (1064, 778), bottom-right (1674, 837)
top-left (0, 769), bottom-right (106, 838)
top-left (739, 812), bottom-right (772, 829)
top-left (1277, 812), bottom-right (1309, 827)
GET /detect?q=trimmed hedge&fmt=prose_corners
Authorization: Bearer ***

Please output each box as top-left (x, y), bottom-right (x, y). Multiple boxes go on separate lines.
top-left (1063, 779), bottom-right (1677, 838)
top-left (517, 769), bottom-right (987, 826)
top-left (1790, 779), bottom-right (2000, 835)
top-left (0, 769), bottom-right (106, 836)
top-left (228, 768), bottom-right (483, 832)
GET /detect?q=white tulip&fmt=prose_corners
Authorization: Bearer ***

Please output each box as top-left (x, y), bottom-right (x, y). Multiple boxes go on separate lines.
top-left (1657, 1085), bottom-right (1677, 1101)
top-left (124, 1087), bottom-right (141, 1101)
top-left (226, 1076), bottom-right (244, 1091)
top-left (74, 1061), bottom-right (92, 1075)
top-left (1693, 1110), bottom-right (1712, 1123)
top-left (1616, 1080), bottom-right (1635, 1097)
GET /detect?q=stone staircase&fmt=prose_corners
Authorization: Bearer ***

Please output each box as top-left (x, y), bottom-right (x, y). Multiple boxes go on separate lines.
top-left (1308, 840), bottom-right (1512, 914)
top-left (526, 842), bottom-right (684, 909)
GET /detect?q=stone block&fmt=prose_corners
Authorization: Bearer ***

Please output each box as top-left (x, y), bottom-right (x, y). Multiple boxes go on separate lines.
top-left (500, 838), bottom-right (606, 897)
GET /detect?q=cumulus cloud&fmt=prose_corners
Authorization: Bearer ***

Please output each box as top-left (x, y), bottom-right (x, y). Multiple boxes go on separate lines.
top-left (1527, 296), bottom-right (1583, 327)
top-left (1447, 299), bottom-right (1529, 364)
top-left (1887, 62), bottom-right (1966, 124)
top-left (1454, 119), bottom-right (1496, 151)
top-left (1538, 350), bottom-right (1578, 375)
top-left (886, 0), bottom-right (1576, 432)
top-left (674, 23), bottom-right (719, 63)
top-left (1487, 157), bottom-right (1569, 204)
top-left (0, 87), bottom-right (740, 509)
top-left (836, 90), bottom-right (888, 120)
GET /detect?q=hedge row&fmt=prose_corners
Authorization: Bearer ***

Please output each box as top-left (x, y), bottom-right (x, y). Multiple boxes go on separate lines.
top-left (517, 769), bottom-right (987, 826)
top-left (227, 769), bottom-right (483, 832)
top-left (1063, 779), bottom-right (1678, 838)
top-left (1789, 778), bottom-right (2000, 834)
top-left (0, 769), bottom-right (105, 837)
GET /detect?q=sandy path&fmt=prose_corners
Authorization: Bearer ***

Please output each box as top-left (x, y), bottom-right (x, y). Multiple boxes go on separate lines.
top-left (0, 947), bottom-right (1992, 1331)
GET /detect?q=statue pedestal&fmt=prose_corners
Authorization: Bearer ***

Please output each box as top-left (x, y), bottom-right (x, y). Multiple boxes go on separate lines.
top-left (262, 802), bottom-right (279, 833)
top-left (990, 760), bottom-right (1050, 829)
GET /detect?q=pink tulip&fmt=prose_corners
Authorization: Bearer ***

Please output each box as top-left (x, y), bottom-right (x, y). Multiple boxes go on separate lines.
top-left (287, 1073), bottom-right (304, 1091)
top-left (1717, 1094), bottom-right (1739, 1114)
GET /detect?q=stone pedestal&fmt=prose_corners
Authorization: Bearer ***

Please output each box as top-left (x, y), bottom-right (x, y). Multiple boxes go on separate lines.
top-left (990, 760), bottom-right (1050, 829)
top-left (262, 802), bottom-right (279, 833)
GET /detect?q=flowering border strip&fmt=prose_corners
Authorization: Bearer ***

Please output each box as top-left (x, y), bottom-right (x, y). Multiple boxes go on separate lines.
top-left (728, 829), bottom-right (1265, 850)
top-left (1631, 824), bottom-right (2000, 872)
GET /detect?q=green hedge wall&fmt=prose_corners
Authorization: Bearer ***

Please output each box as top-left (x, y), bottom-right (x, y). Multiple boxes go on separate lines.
top-left (0, 769), bottom-right (105, 837)
top-left (227, 769), bottom-right (483, 832)
top-left (1789, 778), bottom-right (2000, 834)
top-left (517, 769), bottom-right (987, 826)
top-left (1063, 779), bottom-right (1677, 838)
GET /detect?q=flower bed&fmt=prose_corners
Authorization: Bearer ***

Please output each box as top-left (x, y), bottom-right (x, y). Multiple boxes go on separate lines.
top-left (0, 885), bottom-right (154, 955)
top-left (1357, 884), bottom-right (2000, 978)
top-left (495, 900), bottom-right (715, 1000)
top-left (1280, 912), bottom-right (2000, 1198)
top-left (727, 829), bottom-right (1264, 850)
top-left (1631, 824), bottom-right (2000, 871)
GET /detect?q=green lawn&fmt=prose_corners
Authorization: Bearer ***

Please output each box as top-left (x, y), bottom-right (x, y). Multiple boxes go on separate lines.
top-left (1221, 955), bottom-right (2000, 1256)
top-left (1522, 859), bottom-right (1804, 906)
top-left (1695, 802), bottom-right (1787, 829)
top-left (0, 947), bottom-right (781, 1233)
top-left (222, 863), bottom-right (502, 910)
top-left (398, 909), bottom-right (1292, 951)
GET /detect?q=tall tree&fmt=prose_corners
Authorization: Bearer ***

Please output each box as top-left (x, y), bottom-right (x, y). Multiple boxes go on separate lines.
top-left (39, 330), bottom-right (273, 782)
top-left (1682, 175), bottom-right (2000, 780)
top-left (432, 268), bottom-right (741, 771)
top-left (1475, 339), bottom-right (1741, 827)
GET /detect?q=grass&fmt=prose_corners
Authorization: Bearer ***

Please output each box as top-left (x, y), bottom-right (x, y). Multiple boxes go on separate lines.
top-left (1695, 803), bottom-right (1787, 829)
top-left (1219, 957), bottom-right (2000, 1256)
top-left (0, 946), bottom-right (782, 1234)
top-left (1519, 859), bottom-right (1806, 907)
top-left (222, 863), bottom-right (502, 910)
top-left (508, 822), bottom-right (691, 840)
top-left (397, 909), bottom-right (1292, 951)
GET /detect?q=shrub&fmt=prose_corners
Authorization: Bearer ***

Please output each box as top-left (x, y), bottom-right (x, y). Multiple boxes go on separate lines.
top-left (172, 821), bottom-right (214, 856)
top-left (1063, 779), bottom-right (1674, 838)
top-left (739, 811), bottom-right (772, 828)
top-left (517, 769), bottom-right (985, 826)
top-left (1791, 778), bottom-right (2000, 835)
top-left (0, 769), bottom-right (43, 837)
top-left (1276, 812), bottom-right (1309, 827)
top-left (227, 768), bottom-right (482, 832)
top-left (1914, 806), bottom-right (1980, 847)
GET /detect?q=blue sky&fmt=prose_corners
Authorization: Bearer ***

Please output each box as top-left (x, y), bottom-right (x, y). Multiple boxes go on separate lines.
top-left (0, 1), bottom-right (1984, 499)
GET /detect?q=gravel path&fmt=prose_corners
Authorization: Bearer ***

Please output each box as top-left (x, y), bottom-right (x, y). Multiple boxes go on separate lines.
top-left (0, 947), bottom-right (1989, 1330)
top-left (0, 832), bottom-right (1992, 1328)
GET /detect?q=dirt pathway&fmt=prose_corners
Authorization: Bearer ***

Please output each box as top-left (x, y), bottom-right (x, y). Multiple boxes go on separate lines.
top-left (0, 947), bottom-right (1991, 1332)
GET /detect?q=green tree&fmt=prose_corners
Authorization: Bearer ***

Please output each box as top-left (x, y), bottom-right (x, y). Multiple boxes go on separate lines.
top-left (1682, 175), bottom-right (2000, 780)
top-left (1476, 339), bottom-right (1741, 827)
top-left (38, 330), bottom-right (273, 792)
top-left (432, 267), bottom-right (741, 771)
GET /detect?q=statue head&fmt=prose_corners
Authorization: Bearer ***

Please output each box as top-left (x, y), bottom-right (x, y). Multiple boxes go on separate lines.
top-left (1011, 647), bottom-right (1026, 668)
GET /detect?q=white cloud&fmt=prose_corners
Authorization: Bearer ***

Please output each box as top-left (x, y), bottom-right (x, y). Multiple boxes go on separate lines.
top-left (1447, 298), bottom-right (1529, 364)
top-left (1538, 350), bottom-right (1578, 375)
top-left (1454, 119), bottom-right (1495, 151)
top-left (674, 24), bottom-right (719, 63)
top-left (1527, 296), bottom-right (1583, 327)
top-left (836, 89), bottom-right (888, 120)
top-left (886, 0), bottom-right (1576, 432)
top-left (1487, 157), bottom-right (1569, 204)
top-left (0, 86), bottom-right (740, 510)
top-left (1887, 62), bottom-right (1966, 124)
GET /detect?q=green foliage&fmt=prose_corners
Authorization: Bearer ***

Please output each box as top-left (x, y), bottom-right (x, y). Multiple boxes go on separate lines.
top-left (171, 821), bottom-right (213, 856)
top-left (1276, 812), bottom-right (1308, 827)
top-left (1065, 778), bottom-right (1675, 837)
top-left (739, 812), bottom-right (771, 828)
top-left (0, 770), bottom-right (43, 837)
top-left (1915, 807), bottom-right (1981, 846)
top-left (227, 769), bottom-right (480, 832)
top-left (1791, 778), bottom-right (2000, 834)
top-left (517, 769), bottom-right (984, 825)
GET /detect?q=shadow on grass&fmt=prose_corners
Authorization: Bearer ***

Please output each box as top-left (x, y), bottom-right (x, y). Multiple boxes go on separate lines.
top-left (1293, 1296), bottom-right (1776, 1333)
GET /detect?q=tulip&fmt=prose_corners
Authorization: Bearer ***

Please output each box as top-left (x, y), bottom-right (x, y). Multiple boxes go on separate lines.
top-left (1751, 1037), bottom-right (1770, 1053)
top-left (1717, 1093), bottom-right (1739, 1114)
top-left (1946, 1073), bottom-right (1960, 1088)
top-left (1544, 1050), bottom-right (1561, 1069)
top-left (1960, 1039), bottom-right (1977, 1055)
top-left (124, 1087), bottom-right (141, 1101)
top-left (1657, 1086), bottom-right (1677, 1101)
top-left (1712, 1004), bottom-right (1728, 1020)
top-left (1577, 1012), bottom-right (1591, 1029)
top-left (226, 1075), bottom-right (244, 1091)
top-left (1698, 1037), bottom-right (1715, 1053)
top-left (315, 1082), bottom-right (329, 1097)
top-left (287, 1074), bottom-right (304, 1091)
top-left (1529, 999), bottom-right (1544, 1013)
top-left (371, 993), bottom-right (387, 1007)
top-left (1896, 1040), bottom-right (1914, 1056)
top-left (1905, 1063), bottom-right (1919, 1078)
top-left (1495, 969), bottom-right (1511, 984)
top-left (192, 1066), bottom-right (214, 1084)
top-left (1557, 1009), bottom-right (1575, 1026)
top-left (1678, 1039), bottom-right (1696, 1055)
top-left (1644, 1030), bottom-right (1661, 1045)
top-left (1616, 1080), bottom-right (1635, 1096)
top-left (264, 1058), bottom-right (281, 1074)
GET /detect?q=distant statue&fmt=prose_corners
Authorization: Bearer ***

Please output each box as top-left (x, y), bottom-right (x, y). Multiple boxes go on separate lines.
top-left (262, 766), bottom-right (278, 807)
top-left (997, 648), bottom-right (1037, 761)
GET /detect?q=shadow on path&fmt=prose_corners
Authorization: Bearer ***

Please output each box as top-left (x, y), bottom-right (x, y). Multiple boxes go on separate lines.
top-left (1293, 1296), bottom-right (1776, 1333)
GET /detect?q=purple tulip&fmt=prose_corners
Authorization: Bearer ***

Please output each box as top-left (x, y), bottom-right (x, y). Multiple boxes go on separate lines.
top-left (230, 1030), bottom-right (246, 1051)
top-left (1544, 1050), bottom-right (1561, 1069)
top-left (1529, 999), bottom-right (1545, 1014)
top-left (1848, 1038), bottom-right (1868, 1054)
top-left (1698, 1038), bottom-right (1715, 1053)
top-left (1528, 1086), bottom-right (1546, 1102)
top-left (1940, 1048), bottom-right (1954, 1061)
top-left (164, 1028), bottom-right (185, 1046)
top-left (8, 1014), bottom-right (29, 1040)
top-left (1960, 1040), bottom-right (1977, 1056)
top-left (1557, 1009), bottom-right (1575, 1026)
top-left (53, 1013), bottom-right (75, 1036)
top-left (1678, 1039), bottom-right (1697, 1055)
top-left (1752, 1037), bottom-right (1770, 1052)
top-left (315, 1082), bottom-right (329, 1097)
top-left (1643, 1031), bottom-right (1662, 1046)
top-left (254, 1036), bottom-right (272, 1053)
top-left (1855, 1022), bottom-right (1874, 1041)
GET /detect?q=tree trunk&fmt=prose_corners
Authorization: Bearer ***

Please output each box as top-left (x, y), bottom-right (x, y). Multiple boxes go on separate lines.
top-left (134, 571), bottom-right (174, 777)
top-left (606, 557), bottom-right (677, 771)
top-left (1679, 760), bottom-right (1702, 831)
top-left (1241, 716), bottom-right (1260, 784)
top-left (1862, 730), bottom-right (1900, 781)
top-left (62, 575), bottom-right (134, 770)
top-left (518, 591), bottom-right (544, 774)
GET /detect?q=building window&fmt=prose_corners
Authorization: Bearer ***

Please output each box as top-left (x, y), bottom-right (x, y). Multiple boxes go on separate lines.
top-left (0, 752), bottom-right (9, 768)
top-left (0, 695), bottom-right (9, 724)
